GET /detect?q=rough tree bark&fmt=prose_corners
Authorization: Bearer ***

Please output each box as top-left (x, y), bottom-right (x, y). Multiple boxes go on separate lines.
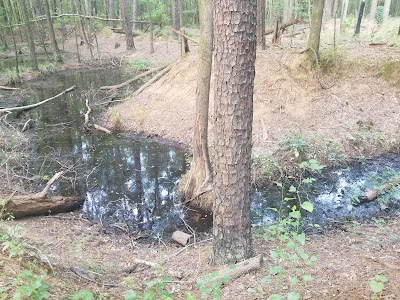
top-left (257, 0), bottom-right (265, 49)
top-left (211, 0), bottom-right (257, 265)
top-left (181, 0), bottom-right (213, 211)
top-left (307, 0), bottom-right (325, 61)
top-left (355, 0), bottom-right (365, 35)
top-left (383, 0), bottom-right (391, 22)
top-left (19, 0), bottom-right (38, 71)
top-left (121, 0), bottom-right (135, 51)
top-left (44, 0), bottom-right (63, 62)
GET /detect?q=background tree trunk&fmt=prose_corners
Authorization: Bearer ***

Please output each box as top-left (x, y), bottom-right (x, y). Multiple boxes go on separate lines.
top-left (257, 0), bottom-right (266, 49)
top-left (121, 0), bottom-right (135, 51)
top-left (19, 0), bottom-right (38, 71)
top-left (133, 0), bottom-right (139, 30)
top-left (44, 0), bottom-right (63, 62)
top-left (369, 0), bottom-right (378, 27)
top-left (355, 0), bottom-right (365, 35)
top-left (181, 0), bottom-right (213, 211)
top-left (147, 0), bottom-right (154, 53)
top-left (340, 0), bottom-right (349, 27)
top-left (212, 0), bottom-right (256, 265)
top-left (383, 0), bottom-right (391, 22)
top-left (172, 0), bottom-right (180, 32)
top-left (307, 0), bottom-right (325, 60)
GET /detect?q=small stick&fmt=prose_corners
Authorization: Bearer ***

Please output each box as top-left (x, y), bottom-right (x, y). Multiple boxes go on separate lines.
top-left (35, 171), bottom-right (64, 199)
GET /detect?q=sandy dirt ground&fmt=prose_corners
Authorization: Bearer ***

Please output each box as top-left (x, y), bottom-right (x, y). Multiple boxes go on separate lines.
top-left (1, 25), bottom-right (400, 299)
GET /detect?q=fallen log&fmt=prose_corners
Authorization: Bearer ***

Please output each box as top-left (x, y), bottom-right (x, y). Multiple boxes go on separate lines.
top-left (265, 18), bottom-right (301, 35)
top-left (134, 65), bottom-right (171, 96)
top-left (100, 66), bottom-right (166, 90)
top-left (93, 123), bottom-right (111, 134)
top-left (358, 177), bottom-right (400, 203)
top-left (171, 28), bottom-right (199, 44)
top-left (202, 255), bottom-right (263, 287)
top-left (0, 85), bottom-right (21, 91)
top-left (0, 86), bottom-right (76, 113)
top-left (1, 195), bottom-right (85, 219)
top-left (0, 171), bottom-right (85, 218)
top-left (110, 28), bottom-right (140, 36)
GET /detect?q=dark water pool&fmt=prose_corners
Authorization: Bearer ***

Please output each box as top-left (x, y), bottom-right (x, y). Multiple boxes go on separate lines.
top-left (1, 66), bottom-right (399, 237)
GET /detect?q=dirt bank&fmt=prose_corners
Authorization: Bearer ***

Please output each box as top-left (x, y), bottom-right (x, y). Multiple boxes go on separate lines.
top-left (108, 39), bottom-right (400, 168)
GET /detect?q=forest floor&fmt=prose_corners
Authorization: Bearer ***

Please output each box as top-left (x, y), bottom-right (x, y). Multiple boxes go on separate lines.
top-left (1, 23), bottom-right (400, 299)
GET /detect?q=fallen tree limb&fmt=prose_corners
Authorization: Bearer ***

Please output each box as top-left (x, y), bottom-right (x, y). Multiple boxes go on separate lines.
top-left (110, 28), bottom-right (141, 36)
top-left (203, 255), bottom-right (263, 287)
top-left (93, 123), bottom-right (111, 134)
top-left (265, 18), bottom-right (301, 35)
top-left (171, 28), bottom-right (199, 44)
top-left (133, 258), bottom-right (159, 268)
top-left (0, 195), bottom-right (85, 219)
top-left (0, 85), bottom-right (21, 90)
top-left (100, 66), bottom-right (166, 90)
top-left (134, 65), bottom-right (171, 96)
top-left (0, 86), bottom-right (76, 113)
top-left (0, 171), bottom-right (85, 218)
top-left (358, 177), bottom-right (400, 203)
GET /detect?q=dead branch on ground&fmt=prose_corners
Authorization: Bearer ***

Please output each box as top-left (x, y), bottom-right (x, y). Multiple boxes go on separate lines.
top-left (0, 86), bottom-right (21, 91)
top-left (100, 66), bottom-right (166, 90)
top-left (203, 255), bottom-right (263, 287)
top-left (0, 86), bottom-right (76, 113)
top-left (171, 28), bottom-right (199, 44)
top-left (265, 18), bottom-right (301, 35)
top-left (134, 65), bottom-right (171, 96)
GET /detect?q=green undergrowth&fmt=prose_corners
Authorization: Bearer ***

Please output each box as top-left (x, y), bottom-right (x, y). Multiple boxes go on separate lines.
top-left (253, 129), bottom-right (400, 186)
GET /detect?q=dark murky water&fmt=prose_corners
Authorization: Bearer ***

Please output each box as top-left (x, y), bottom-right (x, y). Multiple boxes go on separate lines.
top-left (1, 66), bottom-right (399, 237)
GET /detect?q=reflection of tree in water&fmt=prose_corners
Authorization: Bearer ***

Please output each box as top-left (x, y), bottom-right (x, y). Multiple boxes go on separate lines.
top-left (83, 136), bottom-right (187, 235)
top-left (15, 68), bottom-right (188, 236)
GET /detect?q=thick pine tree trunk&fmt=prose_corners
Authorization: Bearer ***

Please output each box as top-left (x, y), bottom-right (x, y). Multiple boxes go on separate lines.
top-left (257, 0), bottom-right (265, 49)
top-left (181, 0), bottom-right (213, 211)
top-left (211, 0), bottom-right (256, 265)
top-left (19, 0), bottom-right (38, 71)
top-left (307, 0), bottom-right (325, 60)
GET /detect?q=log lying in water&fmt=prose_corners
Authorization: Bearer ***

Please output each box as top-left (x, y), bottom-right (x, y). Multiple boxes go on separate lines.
top-left (0, 171), bottom-right (84, 218)
top-left (358, 177), bottom-right (400, 203)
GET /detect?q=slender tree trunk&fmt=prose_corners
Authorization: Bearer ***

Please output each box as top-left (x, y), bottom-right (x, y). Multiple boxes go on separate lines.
top-left (323, 0), bottom-right (332, 20)
top-left (369, 0), bottom-right (378, 27)
top-left (211, 0), bottom-right (256, 265)
top-left (307, 0), bottom-right (325, 60)
top-left (340, 0), bottom-right (349, 27)
top-left (3, 0), bottom-right (19, 79)
top-left (354, 0), bottom-right (365, 35)
top-left (59, 0), bottom-right (67, 50)
top-left (147, 0), bottom-right (154, 53)
top-left (44, 0), bottom-right (63, 62)
top-left (172, 0), bottom-right (180, 31)
top-left (121, 0), bottom-right (135, 51)
top-left (108, 0), bottom-right (115, 27)
top-left (181, 0), bottom-right (213, 210)
top-left (19, 0), bottom-right (38, 70)
top-left (133, 0), bottom-right (139, 30)
top-left (257, 0), bottom-right (266, 49)
top-left (398, 23), bottom-right (400, 35)
top-left (383, 0), bottom-right (391, 22)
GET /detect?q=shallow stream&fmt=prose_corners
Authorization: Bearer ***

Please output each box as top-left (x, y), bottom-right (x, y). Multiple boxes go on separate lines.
top-left (1, 66), bottom-right (399, 237)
